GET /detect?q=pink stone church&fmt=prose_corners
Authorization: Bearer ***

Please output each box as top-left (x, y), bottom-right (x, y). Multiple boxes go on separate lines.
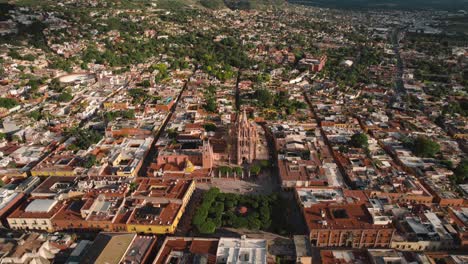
top-left (233, 110), bottom-right (258, 165)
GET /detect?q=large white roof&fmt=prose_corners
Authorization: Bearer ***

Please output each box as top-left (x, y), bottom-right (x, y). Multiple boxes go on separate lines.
top-left (25, 199), bottom-right (58, 213)
top-left (216, 237), bottom-right (267, 264)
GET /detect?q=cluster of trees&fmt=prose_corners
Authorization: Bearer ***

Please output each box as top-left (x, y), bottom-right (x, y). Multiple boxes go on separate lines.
top-left (203, 85), bottom-right (217, 113)
top-left (290, 19), bottom-right (333, 35)
top-left (56, 91), bottom-right (73, 102)
top-left (273, 90), bottom-right (307, 115)
top-left (249, 73), bottom-right (270, 84)
top-left (26, 78), bottom-right (46, 93)
top-left (403, 94), bottom-right (424, 111)
top-left (153, 0), bottom-right (197, 11)
top-left (218, 166), bottom-right (243, 177)
top-left (452, 159), bottom-right (468, 184)
top-left (412, 60), bottom-right (451, 82)
top-left (103, 110), bottom-right (135, 121)
top-left (252, 89), bottom-right (307, 116)
top-left (1, 21), bottom-right (48, 52)
top-left (253, 88), bottom-right (273, 108)
top-left (250, 164), bottom-right (261, 175)
top-left (166, 128), bottom-right (178, 139)
top-left (0, 133), bottom-right (22, 144)
top-left (0, 3), bottom-right (13, 21)
top-left (66, 10), bottom-right (249, 79)
top-left (403, 136), bottom-right (440, 158)
top-left (7, 50), bottom-right (35, 61)
top-left (345, 30), bottom-right (368, 43)
top-left (320, 46), bottom-right (382, 87)
top-left (137, 80), bottom-right (151, 88)
top-left (128, 88), bottom-right (147, 104)
top-left (203, 122), bottom-right (217, 132)
top-left (349, 133), bottom-right (369, 148)
top-left (158, 6), bottom-right (200, 23)
top-left (168, 58), bottom-right (190, 71)
top-left (128, 88), bottom-right (160, 104)
top-left (80, 155), bottom-right (97, 169)
top-left (250, 161), bottom-right (270, 176)
top-left (442, 101), bottom-right (468, 117)
top-left (151, 63), bottom-right (169, 83)
top-left (219, 160), bottom-right (270, 177)
top-left (170, 33), bottom-right (249, 80)
top-left (424, 84), bottom-right (452, 98)
top-left (49, 57), bottom-right (73, 73)
top-left (76, 9), bottom-right (194, 67)
top-left (28, 110), bottom-right (43, 121)
top-left (405, 33), bottom-right (453, 57)
top-left (206, 64), bottom-right (235, 82)
top-left (193, 188), bottom-right (282, 234)
top-left (200, 0), bottom-right (226, 9)
top-left (0, 98), bottom-right (19, 109)
top-left (65, 127), bottom-right (103, 150)
top-left (81, 35), bottom-right (163, 67)
top-left (48, 78), bottom-right (63, 92)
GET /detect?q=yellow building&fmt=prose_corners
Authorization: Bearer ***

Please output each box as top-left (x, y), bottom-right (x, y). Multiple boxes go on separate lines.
top-left (125, 179), bottom-right (195, 234)
top-left (7, 199), bottom-right (64, 232)
top-left (7, 179), bottom-right (196, 235)
top-left (30, 169), bottom-right (76, 177)
top-left (30, 155), bottom-right (81, 177)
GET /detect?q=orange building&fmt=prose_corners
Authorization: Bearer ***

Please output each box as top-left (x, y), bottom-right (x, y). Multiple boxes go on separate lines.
top-left (298, 188), bottom-right (395, 248)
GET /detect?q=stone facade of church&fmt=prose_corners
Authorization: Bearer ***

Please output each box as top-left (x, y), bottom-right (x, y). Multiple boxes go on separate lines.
top-left (233, 110), bottom-right (258, 165)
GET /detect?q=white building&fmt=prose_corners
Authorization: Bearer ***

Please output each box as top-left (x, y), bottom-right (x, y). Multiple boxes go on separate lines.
top-left (216, 236), bottom-right (267, 264)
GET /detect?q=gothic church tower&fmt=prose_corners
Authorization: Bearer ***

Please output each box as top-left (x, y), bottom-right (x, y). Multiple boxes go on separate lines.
top-left (233, 110), bottom-right (258, 165)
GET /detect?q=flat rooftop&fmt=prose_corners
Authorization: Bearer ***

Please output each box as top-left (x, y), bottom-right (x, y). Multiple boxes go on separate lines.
top-left (304, 203), bottom-right (393, 230)
top-left (24, 199), bottom-right (58, 213)
top-left (31, 176), bottom-right (77, 197)
top-left (132, 178), bottom-right (193, 201)
top-left (154, 237), bottom-right (219, 264)
top-left (297, 188), bottom-right (344, 207)
top-left (80, 233), bottom-right (136, 264)
top-left (9, 199), bottom-right (64, 219)
top-left (122, 235), bottom-right (157, 264)
top-left (216, 237), bottom-right (267, 264)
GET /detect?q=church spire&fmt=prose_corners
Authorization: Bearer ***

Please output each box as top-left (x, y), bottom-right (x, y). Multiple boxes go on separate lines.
top-left (241, 109), bottom-right (248, 123)
top-left (234, 108), bottom-right (258, 166)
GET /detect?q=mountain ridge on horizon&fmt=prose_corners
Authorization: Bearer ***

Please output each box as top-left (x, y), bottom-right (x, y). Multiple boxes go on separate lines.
top-left (287, 0), bottom-right (468, 11)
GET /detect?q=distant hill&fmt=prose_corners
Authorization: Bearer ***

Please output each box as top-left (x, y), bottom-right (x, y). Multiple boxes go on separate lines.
top-left (143, 0), bottom-right (286, 10)
top-left (224, 0), bottom-right (285, 9)
top-left (288, 0), bottom-right (468, 11)
top-left (198, 0), bottom-right (286, 10)
top-left (1, 0), bottom-right (286, 11)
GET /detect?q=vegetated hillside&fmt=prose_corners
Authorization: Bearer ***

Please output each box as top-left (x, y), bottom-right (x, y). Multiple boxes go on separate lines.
top-left (288, 0), bottom-right (468, 11)
top-left (2, 0), bottom-right (285, 10)
top-left (199, 0), bottom-right (227, 9)
top-left (223, 0), bottom-right (286, 10)
top-left (157, 0), bottom-right (285, 10)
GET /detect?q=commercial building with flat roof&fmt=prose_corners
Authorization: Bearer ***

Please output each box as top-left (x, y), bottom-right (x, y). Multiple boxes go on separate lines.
top-left (216, 236), bottom-right (268, 264)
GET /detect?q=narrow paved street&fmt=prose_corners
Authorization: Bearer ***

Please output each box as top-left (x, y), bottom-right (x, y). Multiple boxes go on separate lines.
top-left (138, 69), bottom-right (196, 176)
top-left (391, 27), bottom-right (407, 97)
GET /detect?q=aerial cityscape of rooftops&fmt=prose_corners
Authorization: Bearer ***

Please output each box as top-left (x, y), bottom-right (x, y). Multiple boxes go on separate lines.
top-left (0, 0), bottom-right (467, 263)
